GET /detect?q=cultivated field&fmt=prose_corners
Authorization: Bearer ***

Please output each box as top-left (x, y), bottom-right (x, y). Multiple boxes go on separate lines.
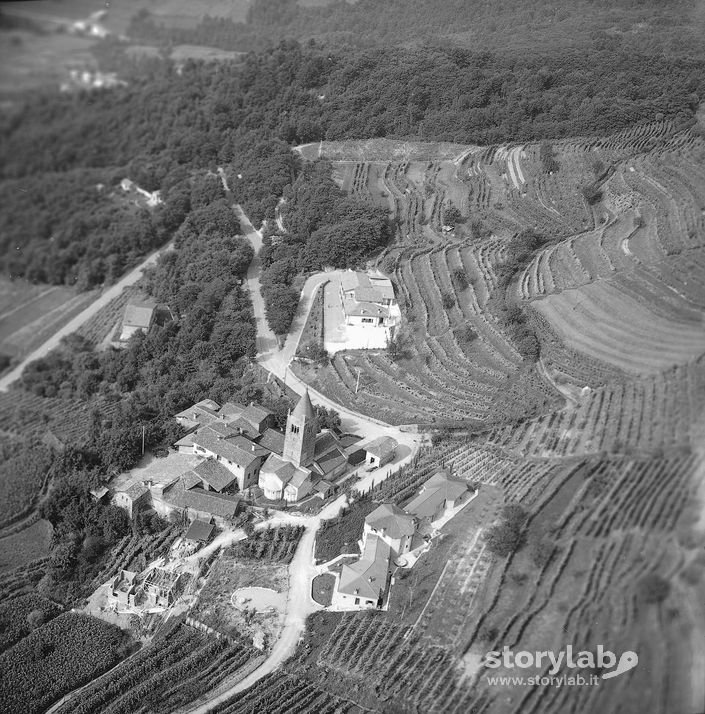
top-left (285, 120), bottom-right (705, 713)
top-left (0, 278), bottom-right (96, 361)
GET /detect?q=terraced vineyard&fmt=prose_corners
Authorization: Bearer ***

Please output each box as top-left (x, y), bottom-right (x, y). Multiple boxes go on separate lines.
top-left (291, 121), bottom-right (705, 714)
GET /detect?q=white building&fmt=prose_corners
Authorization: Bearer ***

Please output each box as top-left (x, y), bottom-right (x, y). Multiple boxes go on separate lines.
top-left (339, 270), bottom-right (401, 328)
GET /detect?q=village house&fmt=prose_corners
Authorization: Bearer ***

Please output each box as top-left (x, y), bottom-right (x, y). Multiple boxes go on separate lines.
top-left (331, 468), bottom-right (475, 610)
top-left (339, 270), bottom-right (401, 329)
top-left (174, 399), bottom-right (221, 432)
top-left (119, 299), bottom-right (157, 341)
top-left (333, 534), bottom-right (392, 609)
top-left (113, 483), bottom-right (150, 518)
top-left (364, 503), bottom-right (416, 557)
top-left (405, 469), bottom-right (470, 524)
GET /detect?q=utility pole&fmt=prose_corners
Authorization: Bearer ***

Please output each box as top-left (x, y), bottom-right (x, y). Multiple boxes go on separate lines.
top-left (141, 425), bottom-right (145, 456)
top-left (355, 368), bottom-right (361, 394)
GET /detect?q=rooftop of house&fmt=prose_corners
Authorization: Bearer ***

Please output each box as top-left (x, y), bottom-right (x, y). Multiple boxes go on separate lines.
top-left (365, 503), bottom-right (416, 539)
top-left (123, 300), bottom-right (156, 328)
top-left (184, 519), bottom-right (215, 543)
top-left (163, 481), bottom-right (241, 518)
top-left (241, 404), bottom-right (273, 428)
top-left (363, 435), bottom-right (398, 458)
top-left (343, 299), bottom-right (390, 319)
top-left (174, 403), bottom-right (220, 427)
top-left (340, 270), bottom-right (395, 304)
top-left (193, 458), bottom-right (237, 491)
top-left (313, 447), bottom-right (348, 477)
top-left (219, 401), bottom-right (246, 419)
top-left (193, 428), bottom-right (262, 468)
top-left (404, 470), bottom-right (468, 520)
top-left (257, 428), bottom-right (286, 455)
top-left (227, 416), bottom-right (263, 440)
top-left (121, 482), bottom-right (149, 501)
top-left (337, 534), bottom-right (391, 600)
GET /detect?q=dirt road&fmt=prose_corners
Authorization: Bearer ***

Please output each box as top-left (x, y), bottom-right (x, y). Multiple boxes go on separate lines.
top-left (0, 243), bottom-right (171, 392)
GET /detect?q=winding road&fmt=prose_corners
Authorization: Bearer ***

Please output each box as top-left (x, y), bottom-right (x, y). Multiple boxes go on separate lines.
top-left (181, 182), bottom-right (423, 711)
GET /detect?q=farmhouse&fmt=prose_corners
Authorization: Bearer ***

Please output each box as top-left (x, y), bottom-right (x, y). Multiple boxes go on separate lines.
top-left (159, 476), bottom-right (242, 524)
top-left (364, 503), bottom-right (416, 557)
top-left (339, 270), bottom-right (401, 328)
top-left (405, 469), bottom-right (470, 523)
top-left (333, 534), bottom-right (392, 609)
top-left (119, 299), bottom-right (156, 341)
top-left (114, 483), bottom-right (150, 518)
top-left (174, 399), bottom-right (221, 431)
top-left (331, 469), bottom-right (474, 609)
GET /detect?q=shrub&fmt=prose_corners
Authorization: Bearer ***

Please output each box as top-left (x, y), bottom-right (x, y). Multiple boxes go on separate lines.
top-left (638, 574), bottom-right (671, 604)
top-left (451, 268), bottom-right (469, 292)
top-left (441, 292), bottom-right (456, 310)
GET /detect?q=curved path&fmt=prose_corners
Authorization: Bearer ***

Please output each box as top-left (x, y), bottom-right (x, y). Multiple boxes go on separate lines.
top-left (184, 202), bottom-right (422, 712)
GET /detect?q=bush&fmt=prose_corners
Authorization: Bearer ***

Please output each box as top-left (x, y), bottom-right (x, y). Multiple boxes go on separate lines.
top-left (639, 574), bottom-right (671, 604)
top-left (441, 292), bottom-right (456, 310)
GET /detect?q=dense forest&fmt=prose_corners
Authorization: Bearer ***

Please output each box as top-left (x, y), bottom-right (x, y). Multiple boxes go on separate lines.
top-left (1, 39), bottom-right (702, 285)
top-left (259, 160), bottom-right (390, 335)
top-left (127, 0), bottom-right (705, 57)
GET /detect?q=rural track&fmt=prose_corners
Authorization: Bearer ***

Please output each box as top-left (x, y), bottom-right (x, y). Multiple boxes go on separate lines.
top-left (0, 242), bottom-right (173, 392)
top-left (180, 200), bottom-right (423, 712)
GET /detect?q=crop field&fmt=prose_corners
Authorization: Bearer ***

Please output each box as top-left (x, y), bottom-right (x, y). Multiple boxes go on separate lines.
top-left (0, 611), bottom-right (130, 714)
top-left (0, 388), bottom-right (121, 444)
top-left (211, 671), bottom-right (355, 714)
top-left (0, 520), bottom-right (52, 573)
top-left (0, 437), bottom-right (54, 528)
top-left (56, 623), bottom-right (259, 714)
top-left (0, 278), bottom-right (96, 359)
top-left (285, 121), bottom-right (705, 713)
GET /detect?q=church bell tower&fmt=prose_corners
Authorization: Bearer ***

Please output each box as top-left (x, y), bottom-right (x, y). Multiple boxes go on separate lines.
top-left (283, 389), bottom-right (317, 467)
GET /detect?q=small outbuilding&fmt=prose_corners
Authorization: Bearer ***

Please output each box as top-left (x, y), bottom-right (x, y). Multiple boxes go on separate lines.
top-left (363, 436), bottom-right (398, 468)
top-left (184, 519), bottom-right (215, 544)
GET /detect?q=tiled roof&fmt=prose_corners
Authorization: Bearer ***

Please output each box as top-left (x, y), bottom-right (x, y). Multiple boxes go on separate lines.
top-left (163, 483), bottom-right (240, 518)
top-left (363, 436), bottom-right (398, 458)
top-left (257, 428), bottom-right (285, 455)
top-left (193, 429), bottom-right (261, 468)
top-left (220, 401), bottom-right (246, 419)
top-left (366, 503), bottom-right (415, 538)
top-left (337, 535), bottom-right (390, 600)
top-left (193, 459), bottom-right (237, 491)
top-left (314, 448), bottom-right (347, 476)
top-left (184, 519), bottom-right (214, 542)
top-left (262, 453), bottom-right (310, 488)
top-left (404, 471), bottom-right (468, 519)
top-left (241, 404), bottom-right (273, 429)
top-left (123, 483), bottom-right (149, 501)
top-left (343, 299), bottom-right (389, 319)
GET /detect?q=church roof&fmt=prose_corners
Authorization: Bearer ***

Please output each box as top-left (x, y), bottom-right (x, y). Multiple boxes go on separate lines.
top-left (292, 389), bottom-right (315, 421)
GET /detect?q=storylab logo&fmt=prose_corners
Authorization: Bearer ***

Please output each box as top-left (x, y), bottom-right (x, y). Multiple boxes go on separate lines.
top-left (484, 645), bottom-right (638, 687)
